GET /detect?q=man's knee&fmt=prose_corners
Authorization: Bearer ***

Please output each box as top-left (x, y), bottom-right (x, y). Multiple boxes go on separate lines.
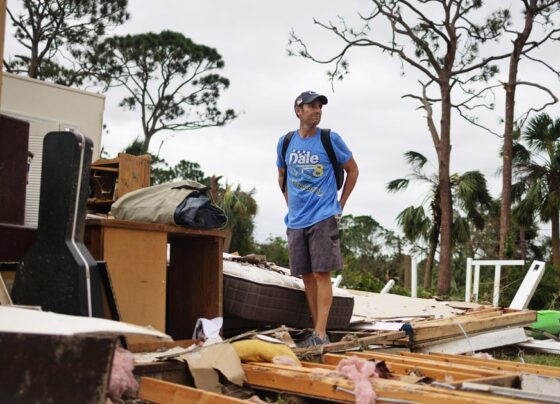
top-left (315, 271), bottom-right (332, 281)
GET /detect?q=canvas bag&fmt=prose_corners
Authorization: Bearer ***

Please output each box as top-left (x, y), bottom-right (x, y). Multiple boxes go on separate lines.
top-left (111, 180), bottom-right (227, 228)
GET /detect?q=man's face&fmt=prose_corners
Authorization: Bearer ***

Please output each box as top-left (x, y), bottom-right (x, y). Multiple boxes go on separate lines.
top-left (296, 100), bottom-right (323, 126)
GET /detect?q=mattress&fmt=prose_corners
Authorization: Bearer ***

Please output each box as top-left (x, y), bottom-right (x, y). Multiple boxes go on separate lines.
top-left (223, 258), bottom-right (354, 329)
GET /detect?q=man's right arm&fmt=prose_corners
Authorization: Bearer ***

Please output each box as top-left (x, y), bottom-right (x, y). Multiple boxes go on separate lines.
top-left (278, 167), bottom-right (288, 205)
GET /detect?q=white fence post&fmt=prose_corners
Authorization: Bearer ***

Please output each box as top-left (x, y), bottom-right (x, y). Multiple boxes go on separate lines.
top-left (411, 257), bottom-right (417, 298)
top-left (465, 257), bottom-right (473, 303)
top-left (466, 259), bottom-right (524, 306)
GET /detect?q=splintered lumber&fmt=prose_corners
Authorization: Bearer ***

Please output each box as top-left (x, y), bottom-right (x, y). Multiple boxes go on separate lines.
top-left (323, 352), bottom-right (502, 382)
top-left (0, 272), bottom-right (12, 305)
top-left (128, 339), bottom-right (198, 353)
top-left (416, 327), bottom-right (528, 354)
top-left (293, 330), bottom-right (407, 356)
top-left (401, 352), bottom-right (560, 378)
top-left (242, 362), bottom-right (534, 403)
top-left (402, 309), bottom-right (536, 344)
top-left (139, 377), bottom-right (247, 404)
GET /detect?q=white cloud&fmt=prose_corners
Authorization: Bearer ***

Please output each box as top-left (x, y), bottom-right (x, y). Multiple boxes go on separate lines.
top-left (4, 0), bottom-right (560, 242)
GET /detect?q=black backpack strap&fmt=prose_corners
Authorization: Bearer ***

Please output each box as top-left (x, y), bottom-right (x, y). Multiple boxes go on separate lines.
top-left (320, 128), bottom-right (336, 166)
top-left (320, 128), bottom-right (345, 190)
top-left (281, 131), bottom-right (295, 193)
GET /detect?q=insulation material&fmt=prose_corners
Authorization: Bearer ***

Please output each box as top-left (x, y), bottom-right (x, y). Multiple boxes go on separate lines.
top-left (335, 356), bottom-right (386, 404)
top-left (107, 346), bottom-right (138, 402)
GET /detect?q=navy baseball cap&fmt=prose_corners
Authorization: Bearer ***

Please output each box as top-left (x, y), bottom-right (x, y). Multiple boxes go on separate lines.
top-left (294, 91), bottom-right (328, 108)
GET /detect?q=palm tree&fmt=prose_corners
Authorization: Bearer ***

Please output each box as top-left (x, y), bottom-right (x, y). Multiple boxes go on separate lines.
top-left (512, 113), bottom-right (560, 266)
top-left (388, 152), bottom-right (492, 290)
top-left (387, 152), bottom-right (439, 289)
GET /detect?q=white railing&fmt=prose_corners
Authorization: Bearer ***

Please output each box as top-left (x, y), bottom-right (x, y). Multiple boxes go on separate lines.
top-left (465, 258), bottom-right (525, 305)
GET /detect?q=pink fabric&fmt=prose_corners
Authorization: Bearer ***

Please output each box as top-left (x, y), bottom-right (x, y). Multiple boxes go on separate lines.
top-left (272, 355), bottom-right (300, 367)
top-left (107, 346), bottom-right (139, 401)
top-left (336, 357), bottom-right (378, 404)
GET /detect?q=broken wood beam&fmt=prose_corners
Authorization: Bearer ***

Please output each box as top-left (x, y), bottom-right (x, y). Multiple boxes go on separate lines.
top-left (139, 377), bottom-right (248, 404)
top-left (242, 362), bottom-right (534, 403)
top-left (401, 352), bottom-right (560, 378)
top-left (293, 330), bottom-right (407, 356)
top-left (128, 339), bottom-right (198, 353)
top-left (402, 310), bottom-right (536, 343)
top-left (323, 352), bottom-right (500, 382)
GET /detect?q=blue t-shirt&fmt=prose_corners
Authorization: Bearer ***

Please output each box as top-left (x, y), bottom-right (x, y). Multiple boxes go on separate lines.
top-left (276, 128), bottom-right (352, 229)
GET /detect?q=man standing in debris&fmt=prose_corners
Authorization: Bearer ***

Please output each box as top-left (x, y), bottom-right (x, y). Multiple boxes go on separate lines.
top-left (276, 91), bottom-right (359, 347)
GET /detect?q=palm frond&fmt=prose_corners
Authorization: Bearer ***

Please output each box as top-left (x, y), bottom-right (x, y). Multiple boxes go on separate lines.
top-left (395, 205), bottom-right (430, 242)
top-left (386, 178), bottom-right (410, 193)
top-left (403, 151), bottom-right (428, 170)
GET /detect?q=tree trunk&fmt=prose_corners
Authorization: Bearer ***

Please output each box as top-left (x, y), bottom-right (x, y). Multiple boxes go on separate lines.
top-left (29, 40), bottom-right (39, 78)
top-left (552, 209), bottom-right (560, 267)
top-left (436, 85), bottom-right (453, 295)
top-left (499, 81), bottom-right (514, 259)
top-left (499, 2), bottom-right (535, 259)
top-left (423, 236), bottom-right (437, 289)
top-left (210, 176), bottom-right (220, 202)
top-left (423, 194), bottom-right (441, 289)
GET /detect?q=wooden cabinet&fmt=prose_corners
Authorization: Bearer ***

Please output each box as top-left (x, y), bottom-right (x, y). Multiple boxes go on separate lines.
top-left (88, 153), bottom-right (151, 212)
top-left (0, 115), bottom-right (30, 224)
top-left (85, 218), bottom-right (225, 340)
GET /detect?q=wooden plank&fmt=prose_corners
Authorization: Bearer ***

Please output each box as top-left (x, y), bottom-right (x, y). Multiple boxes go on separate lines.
top-left (116, 153), bottom-right (151, 198)
top-left (409, 310), bottom-right (536, 342)
top-left (449, 374), bottom-right (519, 388)
top-left (129, 339), bottom-right (198, 353)
top-left (417, 327), bottom-right (528, 354)
top-left (294, 331), bottom-right (406, 356)
top-left (90, 166), bottom-right (119, 172)
top-left (103, 227), bottom-right (167, 333)
top-left (139, 377), bottom-right (247, 403)
top-left (410, 325), bottom-right (526, 349)
top-left (87, 218), bottom-right (226, 239)
top-left (323, 353), bottom-right (485, 381)
top-left (401, 352), bottom-right (560, 378)
top-left (242, 363), bottom-right (533, 403)
top-left (335, 352), bottom-right (502, 378)
top-left (0, 272), bottom-right (12, 305)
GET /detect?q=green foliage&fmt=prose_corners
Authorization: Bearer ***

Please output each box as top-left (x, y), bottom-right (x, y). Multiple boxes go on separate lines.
top-left (217, 184), bottom-right (258, 253)
top-left (388, 151), bottom-right (492, 290)
top-left (124, 138), bottom-right (207, 185)
top-left (338, 215), bottom-right (406, 292)
top-left (513, 113), bottom-right (560, 265)
top-left (89, 30), bottom-right (237, 153)
top-left (6, 0), bottom-right (129, 85)
top-left (255, 237), bottom-right (290, 268)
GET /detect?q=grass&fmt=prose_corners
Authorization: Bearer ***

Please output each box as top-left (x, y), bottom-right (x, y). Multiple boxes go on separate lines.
top-left (489, 348), bottom-right (560, 367)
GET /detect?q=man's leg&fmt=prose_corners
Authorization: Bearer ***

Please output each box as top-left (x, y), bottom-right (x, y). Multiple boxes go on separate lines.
top-left (301, 273), bottom-right (318, 328)
top-left (308, 216), bottom-right (342, 341)
top-left (313, 271), bottom-right (333, 339)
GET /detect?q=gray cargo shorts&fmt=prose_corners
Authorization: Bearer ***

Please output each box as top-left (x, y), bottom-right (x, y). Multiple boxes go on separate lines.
top-left (286, 216), bottom-right (343, 277)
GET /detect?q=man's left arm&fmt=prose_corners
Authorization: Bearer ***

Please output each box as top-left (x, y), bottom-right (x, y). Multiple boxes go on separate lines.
top-left (339, 156), bottom-right (359, 211)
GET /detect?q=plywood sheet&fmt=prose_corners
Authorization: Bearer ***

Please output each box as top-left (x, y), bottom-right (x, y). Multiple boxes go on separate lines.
top-left (348, 289), bottom-right (461, 320)
top-left (104, 227), bottom-right (167, 332)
